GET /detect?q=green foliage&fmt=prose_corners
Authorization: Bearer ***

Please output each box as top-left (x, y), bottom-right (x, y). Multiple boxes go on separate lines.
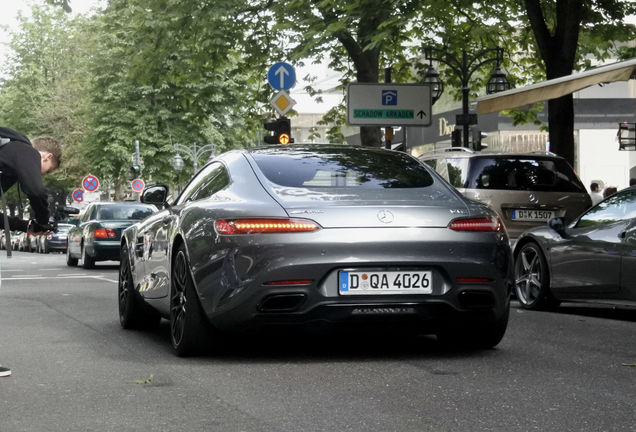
top-left (0, 5), bottom-right (90, 199)
top-left (85, 0), bottom-right (275, 193)
top-left (0, 0), bottom-right (633, 181)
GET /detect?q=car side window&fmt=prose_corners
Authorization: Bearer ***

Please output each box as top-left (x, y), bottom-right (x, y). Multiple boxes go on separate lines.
top-left (576, 189), bottom-right (636, 228)
top-left (190, 165), bottom-right (229, 201)
top-left (81, 205), bottom-right (93, 222)
top-left (446, 158), bottom-right (468, 188)
top-left (177, 163), bottom-right (228, 204)
top-left (433, 158), bottom-right (450, 183)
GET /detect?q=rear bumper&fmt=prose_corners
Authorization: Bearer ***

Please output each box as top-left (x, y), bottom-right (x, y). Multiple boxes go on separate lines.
top-left (190, 227), bottom-right (512, 331)
top-left (46, 239), bottom-right (67, 250)
top-left (208, 286), bottom-right (510, 332)
top-left (87, 240), bottom-right (121, 261)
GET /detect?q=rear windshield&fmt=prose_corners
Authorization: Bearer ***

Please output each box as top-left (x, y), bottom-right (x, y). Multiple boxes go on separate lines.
top-left (96, 205), bottom-right (155, 220)
top-left (446, 156), bottom-right (586, 192)
top-left (251, 147), bottom-right (434, 189)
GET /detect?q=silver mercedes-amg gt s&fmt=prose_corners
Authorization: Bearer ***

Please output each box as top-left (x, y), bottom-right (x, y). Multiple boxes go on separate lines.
top-left (119, 145), bottom-right (512, 356)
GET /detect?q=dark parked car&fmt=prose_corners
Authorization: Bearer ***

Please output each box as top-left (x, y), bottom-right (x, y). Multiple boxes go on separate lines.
top-left (37, 223), bottom-right (74, 253)
top-left (119, 145), bottom-right (513, 356)
top-left (67, 202), bottom-right (156, 269)
top-left (514, 186), bottom-right (636, 309)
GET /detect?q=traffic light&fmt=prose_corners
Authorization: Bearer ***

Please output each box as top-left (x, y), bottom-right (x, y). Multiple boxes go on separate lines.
top-left (471, 128), bottom-right (488, 151)
top-left (451, 129), bottom-right (462, 147)
top-left (264, 117), bottom-right (293, 145)
top-left (278, 117), bottom-right (291, 145)
top-left (128, 165), bottom-right (141, 181)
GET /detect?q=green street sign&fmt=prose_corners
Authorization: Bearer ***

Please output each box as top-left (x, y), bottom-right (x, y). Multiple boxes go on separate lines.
top-left (353, 109), bottom-right (414, 119)
top-left (347, 83), bottom-right (432, 126)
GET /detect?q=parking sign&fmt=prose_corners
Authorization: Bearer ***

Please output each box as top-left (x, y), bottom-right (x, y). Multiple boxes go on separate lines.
top-left (347, 83), bottom-right (432, 126)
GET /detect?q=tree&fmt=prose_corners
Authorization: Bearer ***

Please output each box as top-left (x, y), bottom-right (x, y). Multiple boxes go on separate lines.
top-left (84, 0), bottom-right (272, 195)
top-left (270, 0), bottom-right (430, 147)
top-left (0, 4), bottom-right (89, 200)
top-left (522, 0), bottom-right (635, 166)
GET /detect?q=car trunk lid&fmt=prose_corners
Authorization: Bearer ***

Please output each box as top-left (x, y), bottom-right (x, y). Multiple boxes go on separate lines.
top-left (268, 187), bottom-right (470, 228)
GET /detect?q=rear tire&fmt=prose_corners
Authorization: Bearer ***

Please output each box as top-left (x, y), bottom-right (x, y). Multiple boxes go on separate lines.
top-left (514, 242), bottom-right (560, 310)
top-left (437, 304), bottom-right (510, 350)
top-left (170, 245), bottom-right (210, 357)
top-left (66, 244), bottom-right (78, 266)
top-left (82, 242), bottom-right (95, 269)
top-left (119, 244), bottom-right (160, 329)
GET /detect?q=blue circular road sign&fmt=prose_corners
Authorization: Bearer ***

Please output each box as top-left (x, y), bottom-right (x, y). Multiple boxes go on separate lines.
top-left (72, 188), bottom-right (84, 202)
top-left (82, 174), bottom-right (100, 192)
top-left (267, 62), bottom-right (296, 91)
top-left (131, 179), bottom-right (145, 192)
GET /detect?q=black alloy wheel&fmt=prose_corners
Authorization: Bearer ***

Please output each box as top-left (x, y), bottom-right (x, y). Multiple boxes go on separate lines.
top-left (514, 242), bottom-right (559, 310)
top-left (118, 244), bottom-right (159, 329)
top-left (170, 245), bottom-right (210, 357)
top-left (119, 244), bottom-right (138, 328)
top-left (66, 242), bottom-right (78, 266)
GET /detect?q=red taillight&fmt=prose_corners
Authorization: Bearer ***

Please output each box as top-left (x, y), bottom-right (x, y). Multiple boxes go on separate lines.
top-left (449, 216), bottom-right (502, 232)
top-left (264, 280), bottom-right (313, 286)
top-left (455, 277), bottom-right (492, 283)
top-left (94, 228), bottom-right (117, 239)
top-left (215, 218), bottom-right (320, 234)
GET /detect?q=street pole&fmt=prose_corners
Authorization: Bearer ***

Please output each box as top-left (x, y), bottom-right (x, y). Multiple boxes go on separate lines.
top-left (134, 140), bottom-right (140, 168)
top-left (193, 143), bottom-right (198, 173)
top-left (461, 50), bottom-right (470, 151)
top-left (424, 47), bottom-right (510, 149)
top-left (384, 67), bottom-right (393, 150)
top-left (134, 140), bottom-right (140, 201)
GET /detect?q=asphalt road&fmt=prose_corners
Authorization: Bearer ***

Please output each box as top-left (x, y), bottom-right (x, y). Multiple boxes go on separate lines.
top-left (1, 251), bottom-right (635, 432)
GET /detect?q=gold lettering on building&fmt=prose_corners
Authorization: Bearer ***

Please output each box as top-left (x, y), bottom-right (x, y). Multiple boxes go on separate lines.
top-left (439, 118), bottom-right (456, 137)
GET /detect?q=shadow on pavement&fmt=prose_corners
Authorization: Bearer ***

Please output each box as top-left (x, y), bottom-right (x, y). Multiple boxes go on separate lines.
top-left (132, 320), bottom-right (506, 363)
top-left (512, 300), bottom-right (636, 323)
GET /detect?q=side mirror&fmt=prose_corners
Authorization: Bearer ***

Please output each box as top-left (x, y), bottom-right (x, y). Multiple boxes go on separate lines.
top-left (141, 184), bottom-right (169, 208)
top-left (548, 217), bottom-right (567, 237)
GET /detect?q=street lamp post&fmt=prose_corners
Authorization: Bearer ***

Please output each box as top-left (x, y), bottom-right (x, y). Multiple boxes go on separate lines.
top-left (173, 142), bottom-right (216, 174)
top-left (423, 47), bottom-right (511, 149)
top-left (171, 152), bottom-right (185, 195)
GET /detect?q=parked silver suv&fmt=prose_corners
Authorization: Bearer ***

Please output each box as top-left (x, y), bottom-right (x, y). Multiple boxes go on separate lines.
top-left (419, 148), bottom-right (592, 241)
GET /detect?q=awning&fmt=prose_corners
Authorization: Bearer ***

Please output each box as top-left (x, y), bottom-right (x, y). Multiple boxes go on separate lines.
top-left (477, 58), bottom-right (636, 114)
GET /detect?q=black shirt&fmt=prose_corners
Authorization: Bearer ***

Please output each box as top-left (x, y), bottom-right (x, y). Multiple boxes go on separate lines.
top-left (0, 128), bottom-right (50, 229)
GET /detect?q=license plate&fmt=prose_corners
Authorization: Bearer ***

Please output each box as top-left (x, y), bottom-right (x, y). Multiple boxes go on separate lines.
top-left (511, 209), bottom-right (554, 221)
top-left (339, 270), bottom-right (433, 295)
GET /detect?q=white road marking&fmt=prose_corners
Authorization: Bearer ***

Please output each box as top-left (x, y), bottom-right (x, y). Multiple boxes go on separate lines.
top-left (2, 275), bottom-right (117, 283)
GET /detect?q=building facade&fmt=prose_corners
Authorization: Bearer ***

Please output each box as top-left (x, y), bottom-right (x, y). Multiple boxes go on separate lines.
top-left (406, 80), bottom-right (636, 191)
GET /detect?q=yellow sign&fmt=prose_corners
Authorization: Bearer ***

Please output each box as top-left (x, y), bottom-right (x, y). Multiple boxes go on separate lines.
top-left (275, 95), bottom-right (291, 111)
top-left (270, 90), bottom-right (296, 116)
top-left (279, 133), bottom-right (290, 145)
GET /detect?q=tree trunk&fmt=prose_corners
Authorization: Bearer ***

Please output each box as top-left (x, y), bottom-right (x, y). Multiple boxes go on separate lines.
top-left (336, 25), bottom-right (382, 148)
top-left (547, 96), bottom-right (575, 165)
top-left (525, 0), bottom-right (583, 167)
top-left (355, 55), bottom-right (382, 147)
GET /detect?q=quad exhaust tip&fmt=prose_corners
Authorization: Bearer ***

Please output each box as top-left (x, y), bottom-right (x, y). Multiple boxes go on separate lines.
top-left (259, 293), bottom-right (307, 312)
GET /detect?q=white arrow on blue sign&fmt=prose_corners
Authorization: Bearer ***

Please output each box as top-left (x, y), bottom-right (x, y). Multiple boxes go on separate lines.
top-left (267, 62), bottom-right (296, 91)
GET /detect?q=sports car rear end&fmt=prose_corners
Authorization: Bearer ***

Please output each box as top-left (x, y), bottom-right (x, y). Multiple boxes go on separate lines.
top-left (123, 145), bottom-right (513, 355)
top-left (191, 147), bottom-right (512, 344)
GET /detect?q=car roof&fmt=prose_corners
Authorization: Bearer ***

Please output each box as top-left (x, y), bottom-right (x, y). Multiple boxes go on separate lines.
top-left (418, 148), bottom-right (562, 160)
top-left (246, 144), bottom-right (373, 154)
